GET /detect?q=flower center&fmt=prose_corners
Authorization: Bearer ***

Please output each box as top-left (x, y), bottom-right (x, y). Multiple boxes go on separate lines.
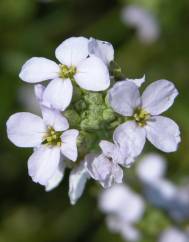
top-left (59, 64), bottom-right (76, 79)
top-left (44, 127), bottom-right (62, 146)
top-left (133, 107), bottom-right (150, 127)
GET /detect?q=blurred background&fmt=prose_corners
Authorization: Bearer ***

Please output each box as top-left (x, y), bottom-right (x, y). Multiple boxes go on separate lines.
top-left (0, 0), bottom-right (189, 241)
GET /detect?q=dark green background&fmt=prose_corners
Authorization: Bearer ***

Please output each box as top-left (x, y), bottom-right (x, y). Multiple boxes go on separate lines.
top-left (0, 0), bottom-right (189, 241)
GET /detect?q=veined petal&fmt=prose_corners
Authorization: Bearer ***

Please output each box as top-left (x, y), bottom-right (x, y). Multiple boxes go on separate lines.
top-left (19, 57), bottom-right (59, 83)
top-left (146, 116), bottom-right (181, 152)
top-left (41, 106), bottom-right (69, 131)
top-left (55, 37), bottom-right (89, 66)
top-left (113, 121), bottom-right (146, 159)
top-left (141, 80), bottom-right (179, 115)
top-left (69, 162), bottom-right (89, 205)
top-left (75, 55), bottom-right (110, 91)
top-left (108, 81), bottom-right (141, 116)
top-left (61, 129), bottom-right (79, 161)
top-left (45, 159), bottom-right (65, 191)
top-left (43, 78), bottom-right (73, 111)
top-left (88, 38), bottom-right (114, 65)
top-left (28, 145), bottom-right (60, 186)
top-left (7, 112), bottom-right (46, 147)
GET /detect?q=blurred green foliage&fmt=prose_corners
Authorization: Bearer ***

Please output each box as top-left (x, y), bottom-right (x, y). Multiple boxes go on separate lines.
top-left (0, 0), bottom-right (189, 241)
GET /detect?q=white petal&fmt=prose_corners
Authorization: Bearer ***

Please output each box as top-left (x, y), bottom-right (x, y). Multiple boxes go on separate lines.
top-left (69, 162), bottom-right (89, 205)
top-left (28, 145), bottom-right (60, 186)
top-left (99, 140), bottom-right (115, 158)
top-left (142, 80), bottom-right (178, 115)
top-left (45, 159), bottom-right (65, 191)
top-left (55, 37), bottom-right (89, 66)
top-left (114, 121), bottom-right (146, 159)
top-left (86, 154), bottom-right (111, 183)
top-left (34, 84), bottom-right (45, 103)
top-left (137, 153), bottom-right (166, 183)
top-left (19, 57), bottom-right (59, 83)
top-left (61, 129), bottom-right (79, 161)
top-left (43, 78), bottom-right (73, 111)
top-left (159, 228), bottom-right (189, 242)
top-left (127, 74), bottom-right (145, 87)
top-left (112, 164), bottom-right (123, 184)
top-left (88, 38), bottom-right (114, 65)
top-left (108, 81), bottom-right (141, 116)
top-left (146, 116), bottom-right (181, 152)
top-left (7, 112), bottom-right (46, 147)
top-left (41, 106), bottom-right (69, 131)
top-left (75, 55), bottom-right (110, 91)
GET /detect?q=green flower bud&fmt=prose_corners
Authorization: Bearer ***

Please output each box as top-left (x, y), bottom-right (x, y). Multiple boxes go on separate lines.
top-left (63, 109), bottom-right (81, 128)
top-left (84, 92), bottom-right (103, 105)
top-left (109, 61), bottom-right (126, 81)
top-left (103, 108), bottom-right (116, 121)
top-left (80, 118), bottom-right (100, 131)
top-left (74, 100), bottom-right (87, 112)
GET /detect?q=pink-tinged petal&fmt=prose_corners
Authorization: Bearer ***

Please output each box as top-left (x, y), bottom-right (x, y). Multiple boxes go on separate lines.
top-left (28, 145), bottom-right (60, 186)
top-left (45, 159), bottom-right (65, 191)
top-left (55, 37), bottom-right (89, 66)
top-left (88, 38), bottom-right (114, 65)
top-left (69, 161), bottom-right (89, 205)
top-left (7, 112), bottom-right (46, 147)
top-left (146, 116), bottom-right (181, 152)
top-left (41, 106), bottom-right (69, 131)
top-left (142, 80), bottom-right (178, 115)
top-left (43, 78), bottom-right (73, 111)
top-left (113, 121), bottom-right (146, 159)
top-left (108, 81), bottom-right (141, 116)
top-left (61, 129), bottom-right (79, 161)
top-left (19, 57), bottom-right (59, 83)
top-left (75, 55), bottom-right (110, 91)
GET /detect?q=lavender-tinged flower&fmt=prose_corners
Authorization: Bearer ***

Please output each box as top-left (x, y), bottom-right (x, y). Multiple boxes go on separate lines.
top-left (159, 227), bottom-right (189, 242)
top-left (109, 80), bottom-right (180, 153)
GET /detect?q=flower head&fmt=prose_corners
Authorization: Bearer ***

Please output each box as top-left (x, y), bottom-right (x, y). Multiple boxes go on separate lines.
top-left (108, 79), bottom-right (180, 153)
top-left (19, 37), bottom-right (110, 111)
top-left (7, 106), bottom-right (79, 189)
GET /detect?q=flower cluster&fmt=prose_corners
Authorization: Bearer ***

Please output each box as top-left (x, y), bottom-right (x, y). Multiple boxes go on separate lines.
top-left (6, 36), bottom-right (181, 204)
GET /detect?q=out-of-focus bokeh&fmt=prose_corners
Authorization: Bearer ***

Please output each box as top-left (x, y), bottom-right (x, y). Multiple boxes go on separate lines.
top-left (0, 0), bottom-right (189, 241)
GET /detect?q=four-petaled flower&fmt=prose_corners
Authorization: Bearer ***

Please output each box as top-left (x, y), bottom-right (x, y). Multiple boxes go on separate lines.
top-left (6, 106), bottom-right (79, 190)
top-left (108, 79), bottom-right (181, 153)
top-left (19, 37), bottom-right (110, 111)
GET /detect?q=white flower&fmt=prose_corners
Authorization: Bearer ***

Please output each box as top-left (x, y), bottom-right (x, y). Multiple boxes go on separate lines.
top-left (121, 5), bottom-right (160, 43)
top-left (6, 106), bottom-right (79, 189)
top-left (69, 161), bottom-right (89, 205)
top-left (137, 153), bottom-right (166, 183)
top-left (159, 228), bottom-right (189, 242)
top-left (19, 37), bottom-right (110, 111)
top-left (108, 80), bottom-right (180, 153)
top-left (99, 184), bottom-right (145, 241)
top-left (126, 75), bottom-right (145, 87)
top-left (88, 37), bottom-right (114, 65)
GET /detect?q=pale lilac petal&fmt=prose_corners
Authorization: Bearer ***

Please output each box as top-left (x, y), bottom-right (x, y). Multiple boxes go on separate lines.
top-left (114, 121), bottom-right (146, 159)
top-left (55, 37), bottom-right (89, 66)
top-left (75, 55), bottom-right (110, 91)
top-left (43, 78), bottom-right (73, 111)
top-left (28, 145), bottom-right (60, 186)
top-left (142, 80), bottom-right (178, 115)
top-left (99, 140), bottom-right (115, 158)
top-left (69, 161), bottom-right (89, 205)
top-left (127, 75), bottom-right (145, 87)
top-left (146, 116), bottom-right (181, 152)
top-left (61, 129), bottom-right (79, 161)
top-left (112, 164), bottom-right (124, 184)
top-left (159, 228), bottom-right (189, 242)
top-left (88, 38), bottom-right (114, 65)
top-left (108, 81), bottom-right (141, 116)
top-left (45, 159), bottom-right (65, 191)
top-left (34, 84), bottom-right (45, 103)
top-left (41, 106), bottom-right (69, 131)
top-left (7, 112), bottom-right (46, 147)
top-left (19, 57), bottom-right (59, 83)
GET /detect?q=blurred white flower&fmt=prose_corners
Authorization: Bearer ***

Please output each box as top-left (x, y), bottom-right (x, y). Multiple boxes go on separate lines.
top-left (109, 80), bottom-right (180, 153)
top-left (19, 37), bottom-right (110, 111)
top-left (6, 106), bottom-right (79, 189)
top-left (99, 184), bottom-right (145, 241)
top-left (159, 227), bottom-right (189, 242)
top-left (121, 5), bottom-right (160, 43)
